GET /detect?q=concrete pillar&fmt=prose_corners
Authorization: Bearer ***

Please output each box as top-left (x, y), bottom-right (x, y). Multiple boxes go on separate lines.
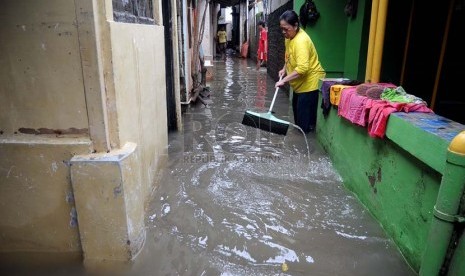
top-left (71, 142), bottom-right (145, 261)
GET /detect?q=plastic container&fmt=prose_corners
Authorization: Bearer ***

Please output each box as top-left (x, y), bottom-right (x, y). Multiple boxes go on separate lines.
top-left (330, 84), bottom-right (351, 106)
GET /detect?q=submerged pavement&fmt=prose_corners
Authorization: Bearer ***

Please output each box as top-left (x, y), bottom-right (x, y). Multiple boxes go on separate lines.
top-left (0, 54), bottom-right (416, 276)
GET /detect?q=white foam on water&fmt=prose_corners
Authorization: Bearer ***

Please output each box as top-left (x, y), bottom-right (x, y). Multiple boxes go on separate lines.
top-left (217, 245), bottom-right (257, 263)
top-left (264, 223), bottom-right (292, 236)
top-left (161, 203), bottom-right (171, 216)
top-left (263, 240), bottom-right (299, 264)
top-left (306, 255), bottom-right (315, 263)
top-left (336, 231), bottom-right (367, 240)
top-left (198, 236), bottom-right (208, 246)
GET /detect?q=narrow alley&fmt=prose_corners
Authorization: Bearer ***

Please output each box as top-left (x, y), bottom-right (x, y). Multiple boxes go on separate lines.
top-left (2, 1), bottom-right (465, 275)
top-left (0, 52), bottom-right (416, 276)
top-left (130, 54), bottom-right (415, 275)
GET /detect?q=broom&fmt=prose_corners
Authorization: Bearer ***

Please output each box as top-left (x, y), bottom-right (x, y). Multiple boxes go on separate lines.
top-left (241, 76), bottom-right (290, 135)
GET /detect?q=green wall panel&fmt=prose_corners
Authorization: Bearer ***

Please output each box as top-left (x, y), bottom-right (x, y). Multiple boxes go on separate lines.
top-left (344, 0), bottom-right (370, 80)
top-left (294, 0), bottom-right (348, 77)
top-left (294, 0), bottom-right (369, 79)
top-left (316, 101), bottom-right (442, 272)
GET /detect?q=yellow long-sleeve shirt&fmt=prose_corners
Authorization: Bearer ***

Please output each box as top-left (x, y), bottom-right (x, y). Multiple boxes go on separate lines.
top-left (217, 30), bottom-right (227, 44)
top-left (285, 29), bottom-right (325, 93)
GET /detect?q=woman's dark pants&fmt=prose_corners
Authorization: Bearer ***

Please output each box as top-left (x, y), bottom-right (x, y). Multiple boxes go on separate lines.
top-left (292, 90), bottom-right (319, 133)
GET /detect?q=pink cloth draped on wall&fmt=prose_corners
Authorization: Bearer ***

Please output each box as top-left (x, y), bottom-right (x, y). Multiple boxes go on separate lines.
top-left (337, 86), bottom-right (433, 138)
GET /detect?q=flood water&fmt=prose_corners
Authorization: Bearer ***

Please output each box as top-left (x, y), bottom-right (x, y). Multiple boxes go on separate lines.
top-left (0, 53), bottom-right (416, 276)
top-left (133, 55), bottom-right (416, 275)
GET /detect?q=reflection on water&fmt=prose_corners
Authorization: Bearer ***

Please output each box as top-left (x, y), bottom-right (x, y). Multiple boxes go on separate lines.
top-left (0, 54), bottom-right (415, 276)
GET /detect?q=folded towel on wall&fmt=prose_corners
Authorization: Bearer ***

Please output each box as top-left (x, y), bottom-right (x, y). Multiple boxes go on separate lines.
top-left (338, 87), bottom-right (373, 127)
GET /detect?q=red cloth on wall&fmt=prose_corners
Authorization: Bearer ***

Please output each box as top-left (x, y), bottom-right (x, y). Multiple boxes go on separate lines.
top-left (337, 85), bottom-right (433, 138)
top-left (367, 101), bottom-right (433, 138)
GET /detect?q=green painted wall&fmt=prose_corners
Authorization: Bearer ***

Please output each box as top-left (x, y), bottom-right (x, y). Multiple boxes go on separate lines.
top-left (294, 0), bottom-right (348, 77)
top-left (315, 103), bottom-right (441, 272)
top-left (293, 0), bottom-right (465, 272)
top-left (294, 0), bottom-right (370, 79)
top-left (343, 0), bottom-right (370, 80)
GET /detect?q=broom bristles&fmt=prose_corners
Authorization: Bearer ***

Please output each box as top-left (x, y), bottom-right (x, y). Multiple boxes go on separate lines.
top-left (242, 111), bottom-right (289, 135)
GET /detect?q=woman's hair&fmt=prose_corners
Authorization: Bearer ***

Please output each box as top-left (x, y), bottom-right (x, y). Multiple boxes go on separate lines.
top-left (279, 10), bottom-right (300, 28)
top-left (257, 20), bottom-right (266, 27)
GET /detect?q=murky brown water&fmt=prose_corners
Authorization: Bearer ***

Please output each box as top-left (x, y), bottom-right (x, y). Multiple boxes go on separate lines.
top-left (133, 55), bottom-right (416, 275)
top-left (0, 54), bottom-right (416, 276)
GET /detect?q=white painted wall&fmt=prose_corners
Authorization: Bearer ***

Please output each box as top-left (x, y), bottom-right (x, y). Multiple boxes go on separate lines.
top-left (200, 0), bottom-right (212, 61)
top-left (212, 4), bottom-right (220, 57)
top-left (223, 7), bottom-right (233, 41)
top-left (240, 1), bottom-right (247, 44)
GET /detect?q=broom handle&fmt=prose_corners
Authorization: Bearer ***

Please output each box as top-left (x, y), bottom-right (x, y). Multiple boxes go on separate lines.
top-left (268, 76), bottom-right (283, 113)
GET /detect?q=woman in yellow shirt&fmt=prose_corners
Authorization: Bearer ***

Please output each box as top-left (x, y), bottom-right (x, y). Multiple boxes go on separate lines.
top-left (275, 10), bottom-right (325, 133)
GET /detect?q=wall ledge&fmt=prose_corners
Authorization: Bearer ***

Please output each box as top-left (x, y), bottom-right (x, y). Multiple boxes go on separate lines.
top-left (0, 134), bottom-right (91, 146)
top-left (386, 112), bottom-right (464, 174)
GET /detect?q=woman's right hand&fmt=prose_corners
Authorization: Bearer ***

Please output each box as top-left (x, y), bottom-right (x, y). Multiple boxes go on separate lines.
top-left (275, 79), bottom-right (285, 88)
top-left (278, 69), bottom-right (286, 78)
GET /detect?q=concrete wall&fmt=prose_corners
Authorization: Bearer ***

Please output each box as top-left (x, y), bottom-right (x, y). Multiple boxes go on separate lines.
top-left (0, 0), bottom-right (94, 253)
top-left (109, 21), bottom-right (168, 202)
top-left (66, 5), bottom-right (168, 262)
top-left (0, 0), bottom-right (169, 258)
top-left (0, 136), bottom-right (92, 252)
top-left (0, 0), bottom-right (89, 134)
